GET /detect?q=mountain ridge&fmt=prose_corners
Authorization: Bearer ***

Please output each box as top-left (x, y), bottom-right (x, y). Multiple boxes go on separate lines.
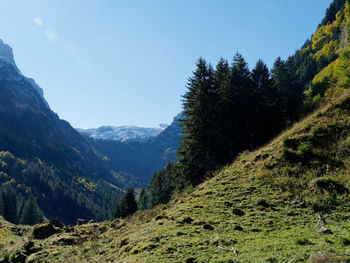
top-left (77, 123), bottom-right (168, 142)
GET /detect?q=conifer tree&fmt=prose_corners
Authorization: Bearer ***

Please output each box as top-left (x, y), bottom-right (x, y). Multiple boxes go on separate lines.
top-left (272, 57), bottom-right (303, 122)
top-left (20, 195), bottom-right (44, 225)
top-left (2, 185), bottom-right (18, 223)
top-left (177, 58), bottom-right (218, 185)
top-left (111, 188), bottom-right (138, 219)
top-left (0, 191), bottom-right (4, 217)
top-left (148, 160), bottom-right (177, 207)
top-left (251, 59), bottom-right (284, 145)
top-left (138, 187), bottom-right (149, 211)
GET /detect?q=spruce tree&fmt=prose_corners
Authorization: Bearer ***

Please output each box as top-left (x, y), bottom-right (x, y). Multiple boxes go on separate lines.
top-left (251, 59), bottom-right (284, 145)
top-left (20, 195), bottom-right (44, 225)
top-left (111, 188), bottom-right (138, 219)
top-left (2, 185), bottom-right (18, 223)
top-left (177, 58), bottom-right (218, 185)
top-left (272, 57), bottom-right (303, 122)
top-left (0, 191), bottom-right (4, 217)
top-left (137, 187), bottom-right (149, 211)
top-left (148, 161), bottom-right (177, 207)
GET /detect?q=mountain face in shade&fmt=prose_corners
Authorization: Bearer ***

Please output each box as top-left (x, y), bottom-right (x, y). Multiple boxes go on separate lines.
top-left (0, 39), bottom-right (128, 224)
top-left (77, 124), bottom-right (168, 142)
top-left (87, 113), bottom-right (183, 183)
top-left (0, 39), bottom-right (49, 108)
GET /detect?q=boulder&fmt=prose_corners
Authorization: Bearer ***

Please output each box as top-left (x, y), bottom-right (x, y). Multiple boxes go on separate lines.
top-left (32, 221), bottom-right (62, 239)
top-left (232, 208), bottom-right (245, 216)
top-left (76, 218), bottom-right (87, 226)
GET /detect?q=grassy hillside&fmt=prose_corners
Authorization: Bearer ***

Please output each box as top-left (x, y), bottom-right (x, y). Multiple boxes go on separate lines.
top-left (2, 84), bottom-right (350, 262)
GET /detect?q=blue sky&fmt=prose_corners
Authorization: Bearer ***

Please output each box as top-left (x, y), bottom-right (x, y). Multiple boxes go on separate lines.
top-left (0, 0), bottom-right (333, 128)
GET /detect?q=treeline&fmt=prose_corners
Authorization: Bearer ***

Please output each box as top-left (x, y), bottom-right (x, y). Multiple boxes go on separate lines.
top-left (0, 151), bottom-right (122, 224)
top-left (111, 53), bottom-right (305, 217)
top-left (0, 184), bottom-right (43, 225)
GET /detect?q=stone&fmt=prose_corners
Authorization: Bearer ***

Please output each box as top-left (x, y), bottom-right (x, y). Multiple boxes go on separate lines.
top-left (234, 225), bottom-right (243, 231)
top-left (32, 222), bottom-right (62, 239)
top-left (76, 218), bottom-right (87, 226)
top-left (202, 224), bottom-right (214, 230)
top-left (317, 226), bottom-right (332, 234)
top-left (257, 200), bottom-right (270, 208)
top-left (232, 208), bottom-right (245, 216)
top-left (181, 217), bottom-right (194, 224)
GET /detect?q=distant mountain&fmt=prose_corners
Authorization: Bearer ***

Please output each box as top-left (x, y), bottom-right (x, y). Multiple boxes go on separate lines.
top-left (77, 124), bottom-right (168, 142)
top-left (88, 113), bottom-right (183, 183)
top-left (0, 39), bottom-right (136, 224)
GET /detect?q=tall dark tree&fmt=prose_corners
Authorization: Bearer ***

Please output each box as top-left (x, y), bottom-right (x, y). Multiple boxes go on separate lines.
top-left (137, 187), bottom-right (149, 211)
top-left (220, 53), bottom-right (255, 161)
top-left (20, 195), bottom-right (44, 225)
top-left (111, 188), bottom-right (138, 219)
top-left (0, 191), bottom-right (4, 217)
top-left (149, 160), bottom-right (177, 207)
top-left (272, 57), bottom-right (303, 122)
top-left (251, 59), bottom-right (284, 145)
top-left (177, 58), bottom-right (218, 185)
top-left (2, 185), bottom-right (18, 223)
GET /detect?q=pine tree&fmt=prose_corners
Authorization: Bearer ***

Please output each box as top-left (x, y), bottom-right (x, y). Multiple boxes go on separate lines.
top-left (148, 161), bottom-right (177, 207)
top-left (2, 185), bottom-right (18, 223)
top-left (20, 195), bottom-right (44, 225)
top-left (272, 57), bottom-right (303, 122)
top-left (0, 190), bottom-right (4, 217)
top-left (251, 59), bottom-right (284, 145)
top-left (177, 58), bottom-right (219, 185)
top-left (219, 53), bottom-right (254, 161)
top-left (138, 187), bottom-right (149, 211)
top-left (111, 188), bottom-right (138, 219)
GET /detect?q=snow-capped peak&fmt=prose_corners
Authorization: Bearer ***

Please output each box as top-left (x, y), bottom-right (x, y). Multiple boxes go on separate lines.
top-left (77, 124), bottom-right (169, 142)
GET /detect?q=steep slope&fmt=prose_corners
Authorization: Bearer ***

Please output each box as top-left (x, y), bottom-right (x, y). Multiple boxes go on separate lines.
top-left (0, 40), bottom-right (127, 224)
top-left (2, 79), bottom-right (350, 263)
top-left (88, 113), bottom-right (183, 183)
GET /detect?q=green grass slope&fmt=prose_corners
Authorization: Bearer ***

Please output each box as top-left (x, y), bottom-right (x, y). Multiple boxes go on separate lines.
top-left (2, 89), bottom-right (350, 263)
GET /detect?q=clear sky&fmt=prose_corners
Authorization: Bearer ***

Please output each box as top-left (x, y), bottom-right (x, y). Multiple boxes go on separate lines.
top-left (0, 0), bottom-right (333, 128)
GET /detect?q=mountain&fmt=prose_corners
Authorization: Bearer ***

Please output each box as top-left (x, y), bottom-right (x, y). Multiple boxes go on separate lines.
top-left (87, 113), bottom-right (183, 183)
top-left (0, 39), bottom-right (135, 224)
top-left (1, 1), bottom-right (349, 262)
top-left (77, 124), bottom-right (168, 142)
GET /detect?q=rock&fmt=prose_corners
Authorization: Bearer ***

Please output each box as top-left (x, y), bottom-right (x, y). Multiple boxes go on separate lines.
top-left (181, 217), bottom-right (194, 224)
top-left (257, 200), bottom-right (270, 208)
top-left (49, 218), bottom-right (64, 228)
top-left (300, 201), bottom-right (307, 208)
top-left (224, 201), bottom-right (233, 207)
top-left (76, 218), bottom-right (87, 226)
top-left (22, 241), bottom-right (41, 256)
top-left (23, 241), bottom-right (34, 253)
top-left (234, 225), bottom-right (243, 231)
top-left (155, 215), bottom-right (164, 221)
top-left (32, 222), bottom-right (62, 239)
top-left (10, 251), bottom-right (27, 263)
top-left (317, 226), bottom-right (332, 234)
top-left (185, 257), bottom-right (197, 263)
top-left (251, 229), bottom-right (261, 232)
top-left (202, 224), bottom-right (214, 230)
top-left (232, 208), bottom-right (245, 216)
top-left (52, 235), bottom-right (78, 246)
